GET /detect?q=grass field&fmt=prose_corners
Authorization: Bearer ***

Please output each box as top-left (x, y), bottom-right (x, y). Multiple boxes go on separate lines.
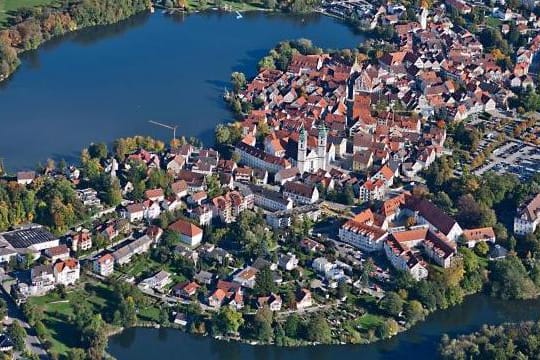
top-left (28, 280), bottom-right (118, 358)
top-left (0, 0), bottom-right (58, 26)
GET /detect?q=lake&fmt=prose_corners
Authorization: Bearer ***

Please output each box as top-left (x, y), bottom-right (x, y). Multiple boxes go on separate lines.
top-left (0, 11), bottom-right (364, 171)
top-left (108, 294), bottom-right (540, 360)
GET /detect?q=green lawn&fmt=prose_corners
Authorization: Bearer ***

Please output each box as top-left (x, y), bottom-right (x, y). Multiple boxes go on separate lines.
top-left (355, 313), bottom-right (384, 331)
top-left (28, 281), bottom-right (118, 359)
top-left (0, 0), bottom-right (59, 26)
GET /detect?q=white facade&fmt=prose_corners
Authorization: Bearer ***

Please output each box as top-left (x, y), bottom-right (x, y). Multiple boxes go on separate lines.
top-left (296, 125), bottom-right (328, 174)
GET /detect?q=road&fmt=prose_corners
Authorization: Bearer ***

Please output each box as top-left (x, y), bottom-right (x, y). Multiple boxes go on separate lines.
top-left (0, 287), bottom-right (49, 359)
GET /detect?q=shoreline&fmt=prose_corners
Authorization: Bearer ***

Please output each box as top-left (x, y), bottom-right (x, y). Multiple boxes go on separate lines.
top-left (0, 2), bottom-right (363, 85)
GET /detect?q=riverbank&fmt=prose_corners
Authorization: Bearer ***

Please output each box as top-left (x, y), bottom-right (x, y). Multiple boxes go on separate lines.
top-left (107, 294), bottom-right (540, 359)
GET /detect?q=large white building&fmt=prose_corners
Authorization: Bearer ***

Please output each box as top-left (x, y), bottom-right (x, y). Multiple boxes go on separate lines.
top-left (339, 218), bottom-right (388, 252)
top-left (296, 125), bottom-right (329, 174)
top-left (514, 193), bottom-right (540, 235)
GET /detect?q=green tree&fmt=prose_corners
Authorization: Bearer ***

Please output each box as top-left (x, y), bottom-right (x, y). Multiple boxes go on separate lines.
top-left (254, 266), bottom-right (276, 296)
top-left (380, 292), bottom-right (404, 317)
top-left (7, 320), bottom-right (27, 351)
top-left (284, 313), bottom-right (300, 338)
top-left (253, 306), bottom-right (274, 342)
top-left (213, 307), bottom-right (244, 335)
top-left (404, 300), bottom-right (424, 324)
top-left (305, 314), bottom-right (331, 343)
top-left (489, 255), bottom-right (537, 300)
top-left (231, 72), bottom-right (246, 93)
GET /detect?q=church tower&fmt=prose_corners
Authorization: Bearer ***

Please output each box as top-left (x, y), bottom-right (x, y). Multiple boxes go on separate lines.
top-left (317, 124), bottom-right (328, 170)
top-left (297, 125), bottom-right (307, 173)
top-left (419, 7), bottom-right (428, 30)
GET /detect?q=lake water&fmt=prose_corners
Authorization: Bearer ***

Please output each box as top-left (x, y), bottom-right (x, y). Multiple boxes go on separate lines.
top-left (108, 294), bottom-right (540, 360)
top-left (0, 11), bottom-right (364, 171)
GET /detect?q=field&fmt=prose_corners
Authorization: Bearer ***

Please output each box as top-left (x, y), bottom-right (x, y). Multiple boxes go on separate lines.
top-left (28, 280), bottom-right (118, 358)
top-left (0, 0), bottom-right (59, 26)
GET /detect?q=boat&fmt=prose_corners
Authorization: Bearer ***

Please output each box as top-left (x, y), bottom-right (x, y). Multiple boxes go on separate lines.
top-left (235, 11), bottom-right (243, 19)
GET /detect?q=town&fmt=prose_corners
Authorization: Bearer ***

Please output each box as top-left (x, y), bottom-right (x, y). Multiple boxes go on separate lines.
top-left (0, 0), bottom-right (540, 358)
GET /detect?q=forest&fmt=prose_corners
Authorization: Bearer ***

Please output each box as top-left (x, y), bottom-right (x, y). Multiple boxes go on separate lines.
top-left (440, 320), bottom-right (540, 359)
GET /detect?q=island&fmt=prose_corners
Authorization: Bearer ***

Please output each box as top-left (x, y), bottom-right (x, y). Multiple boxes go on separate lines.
top-left (0, 0), bottom-right (540, 359)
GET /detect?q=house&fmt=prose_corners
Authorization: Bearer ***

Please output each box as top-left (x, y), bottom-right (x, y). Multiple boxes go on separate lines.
top-left (44, 245), bottom-right (70, 262)
top-left (169, 219), bottom-right (203, 247)
top-left (461, 227), bottom-right (496, 248)
top-left (257, 293), bottom-right (282, 311)
top-left (188, 191), bottom-right (208, 206)
top-left (275, 167), bottom-right (299, 185)
top-left (68, 229), bottom-right (92, 252)
top-left (232, 266), bottom-right (258, 289)
top-left (145, 188), bottom-right (165, 202)
top-left (125, 203), bottom-right (145, 223)
top-left (140, 270), bottom-right (172, 292)
top-left (299, 238), bottom-right (325, 253)
top-left (312, 257), bottom-right (334, 274)
top-left (167, 156), bottom-right (185, 175)
top-left (53, 258), bottom-right (80, 286)
top-left (514, 193), bottom-right (540, 235)
top-left (16, 171), bottom-right (35, 185)
top-left (190, 205), bottom-right (213, 226)
top-left (282, 181), bottom-right (319, 205)
top-left (112, 235), bottom-right (153, 265)
top-left (352, 150), bottom-right (374, 172)
top-left (194, 270), bottom-right (214, 285)
top-left (295, 288), bottom-right (313, 310)
top-left (93, 253), bottom-right (114, 277)
top-left (171, 180), bottom-right (188, 198)
top-left (172, 281), bottom-right (200, 298)
top-left (29, 264), bottom-right (55, 295)
top-left (278, 253), bottom-right (299, 271)
top-left (173, 312), bottom-right (188, 326)
top-left (208, 288), bottom-right (228, 308)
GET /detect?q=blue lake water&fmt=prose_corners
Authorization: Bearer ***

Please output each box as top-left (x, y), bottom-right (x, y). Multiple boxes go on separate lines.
top-left (0, 11), bottom-right (363, 171)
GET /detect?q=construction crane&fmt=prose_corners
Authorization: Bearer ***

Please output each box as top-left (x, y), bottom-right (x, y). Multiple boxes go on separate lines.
top-left (149, 120), bottom-right (178, 141)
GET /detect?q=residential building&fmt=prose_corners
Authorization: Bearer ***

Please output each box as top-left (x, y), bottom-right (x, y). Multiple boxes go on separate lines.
top-left (514, 193), bottom-right (540, 235)
top-left (461, 227), bottom-right (496, 248)
top-left (93, 254), bottom-right (115, 277)
top-left (53, 258), bottom-right (80, 286)
top-left (169, 219), bottom-right (203, 247)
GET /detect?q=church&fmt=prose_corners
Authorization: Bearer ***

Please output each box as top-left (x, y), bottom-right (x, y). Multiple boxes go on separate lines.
top-left (288, 124), bottom-right (331, 174)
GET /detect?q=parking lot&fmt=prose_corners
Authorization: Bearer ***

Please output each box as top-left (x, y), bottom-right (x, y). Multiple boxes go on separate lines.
top-left (475, 140), bottom-right (540, 180)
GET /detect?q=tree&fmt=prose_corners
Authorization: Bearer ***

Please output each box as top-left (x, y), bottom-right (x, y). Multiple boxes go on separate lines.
top-left (305, 314), bottom-right (331, 343)
top-left (231, 72), bottom-right (246, 93)
top-left (7, 321), bottom-right (27, 351)
top-left (284, 313), bottom-right (300, 338)
top-left (119, 296), bottom-right (137, 327)
top-left (474, 241), bottom-right (489, 257)
top-left (88, 142), bottom-right (108, 159)
top-left (68, 348), bottom-right (86, 360)
top-left (489, 255), bottom-right (537, 300)
top-left (252, 306), bottom-right (273, 342)
top-left (380, 292), bottom-right (404, 317)
top-left (254, 266), bottom-right (276, 296)
top-left (213, 307), bottom-right (244, 335)
top-left (404, 300), bottom-right (424, 324)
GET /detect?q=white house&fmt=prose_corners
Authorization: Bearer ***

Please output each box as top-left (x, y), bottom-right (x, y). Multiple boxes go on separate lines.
top-left (514, 193), bottom-right (540, 235)
top-left (169, 219), bottom-right (203, 247)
